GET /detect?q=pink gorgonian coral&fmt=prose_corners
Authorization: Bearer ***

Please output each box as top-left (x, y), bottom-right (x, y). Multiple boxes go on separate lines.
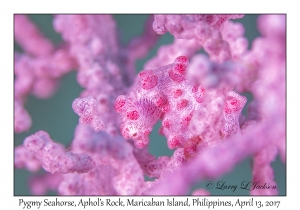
top-left (14, 14), bottom-right (286, 196)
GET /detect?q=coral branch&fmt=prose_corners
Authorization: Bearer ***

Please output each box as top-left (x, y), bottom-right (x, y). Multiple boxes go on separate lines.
top-left (29, 172), bottom-right (63, 195)
top-left (152, 15), bottom-right (244, 63)
top-left (127, 15), bottom-right (160, 61)
top-left (148, 121), bottom-right (279, 195)
top-left (14, 15), bottom-right (75, 133)
top-left (14, 15), bottom-right (54, 56)
top-left (250, 146), bottom-right (278, 195)
top-left (23, 131), bottom-right (95, 174)
top-left (14, 145), bottom-right (41, 172)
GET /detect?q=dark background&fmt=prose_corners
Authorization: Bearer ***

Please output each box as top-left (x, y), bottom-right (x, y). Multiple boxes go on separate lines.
top-left (14, 14), bottom-right (286, 195)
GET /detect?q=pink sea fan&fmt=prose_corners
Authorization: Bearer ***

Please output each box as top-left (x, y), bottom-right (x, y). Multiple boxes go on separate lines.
top-left (14, 14), bottom-right (286, 196)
